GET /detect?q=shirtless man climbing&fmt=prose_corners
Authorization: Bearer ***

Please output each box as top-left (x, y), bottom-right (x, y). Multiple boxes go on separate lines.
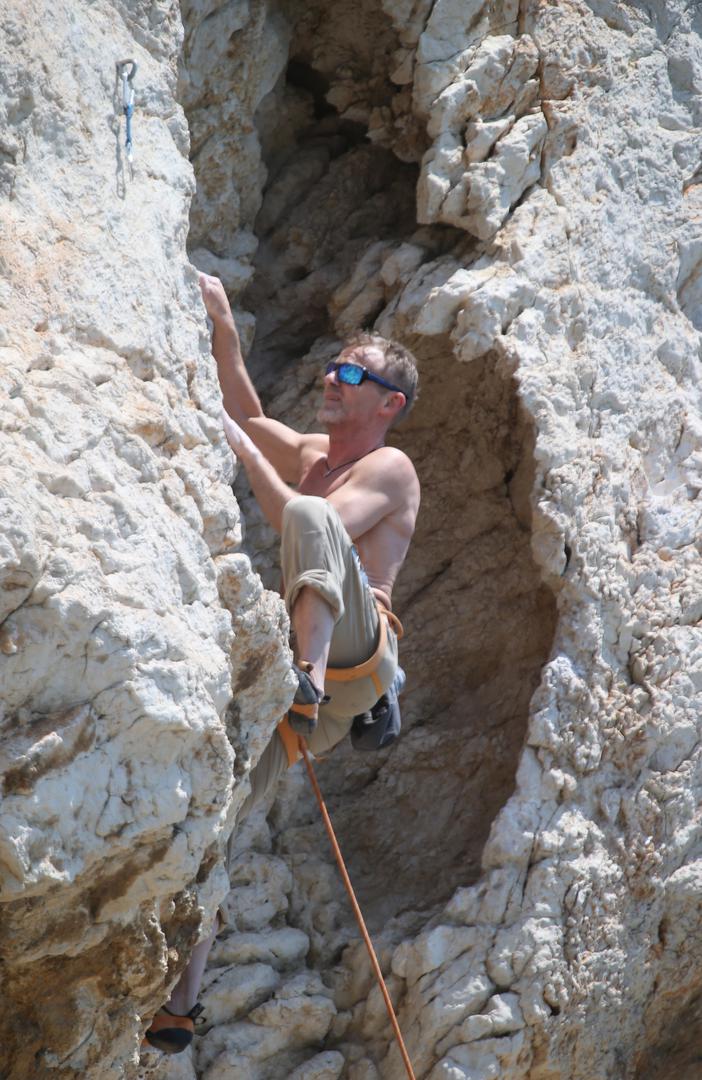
top-left (144, 274), bottom-right (420, 1054)
top-left (203, 273), bottom-right (420, 769)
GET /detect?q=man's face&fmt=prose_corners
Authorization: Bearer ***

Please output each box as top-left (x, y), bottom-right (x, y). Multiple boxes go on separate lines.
top-left (317, 345), bottom-right (389, 428)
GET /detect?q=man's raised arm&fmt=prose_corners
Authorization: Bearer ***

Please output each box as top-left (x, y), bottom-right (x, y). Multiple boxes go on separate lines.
top-left (199, 273), bottom-right (264, 424)
top-left (200, 274), bottom-right (322, 483)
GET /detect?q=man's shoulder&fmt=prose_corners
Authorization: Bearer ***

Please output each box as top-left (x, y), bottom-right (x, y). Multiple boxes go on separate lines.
top-left (373, 445), bottom-right (415, 467)
top-left (362, 446), bottom-right (419, 489)
top-left (373, 445), bottom-right (415, 469)
top-left (299, 432), bottom-right (330, 461)
top-left (301, 432), bottom-right (330, 449)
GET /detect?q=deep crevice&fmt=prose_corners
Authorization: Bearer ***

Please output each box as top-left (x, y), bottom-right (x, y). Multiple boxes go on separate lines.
top-left (274, 347), bottom-right (557, 936)
top-left (180, 0), bottom-right (558, 1059)
top-left (183, 0), bottom-right (557, 935)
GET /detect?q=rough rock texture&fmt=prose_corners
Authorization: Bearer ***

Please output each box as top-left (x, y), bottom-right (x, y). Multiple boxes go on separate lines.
top-left (4, 0), bottom-right (702, 1077)
top-left (0, 3), bottom-right (294, 1077)
top-left (181, 0), bottom-right (702, 1078)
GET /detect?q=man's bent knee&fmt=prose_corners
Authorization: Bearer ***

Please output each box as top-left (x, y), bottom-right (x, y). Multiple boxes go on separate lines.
top-left (282, 494), bottom-right (337, 536)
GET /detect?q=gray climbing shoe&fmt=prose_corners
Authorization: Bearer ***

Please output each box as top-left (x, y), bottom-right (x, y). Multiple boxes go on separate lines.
top-left (288, 662), bottom-right (326, 735)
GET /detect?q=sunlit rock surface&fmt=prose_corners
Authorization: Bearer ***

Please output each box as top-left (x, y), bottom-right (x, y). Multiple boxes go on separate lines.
top-left (0, 2), bottom-right (292, 1077)
top-left (2, 0), bottom-right (702, 1077)
top-left (181, 0), bottom-right (702, 1077)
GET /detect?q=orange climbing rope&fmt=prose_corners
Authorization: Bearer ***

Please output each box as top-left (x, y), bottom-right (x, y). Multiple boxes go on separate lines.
top-left (298, 737), bottom-right (417, 1080)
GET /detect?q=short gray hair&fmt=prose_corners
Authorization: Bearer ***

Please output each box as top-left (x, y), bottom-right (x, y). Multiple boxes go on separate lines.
top-left (343, 332), bottom-right (419, 423)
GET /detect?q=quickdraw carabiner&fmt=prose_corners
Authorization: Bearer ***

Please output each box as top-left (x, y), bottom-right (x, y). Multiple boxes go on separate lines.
top-left (117, 59), bottom-right (138, 165)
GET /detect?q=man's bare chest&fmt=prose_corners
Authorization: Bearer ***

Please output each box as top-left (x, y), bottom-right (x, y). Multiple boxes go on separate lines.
top-left (297, 458), bottom-right (349, 499)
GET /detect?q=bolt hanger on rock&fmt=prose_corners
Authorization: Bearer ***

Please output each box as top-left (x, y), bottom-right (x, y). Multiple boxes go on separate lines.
top-left (117, 59), bottom-right (137, 171)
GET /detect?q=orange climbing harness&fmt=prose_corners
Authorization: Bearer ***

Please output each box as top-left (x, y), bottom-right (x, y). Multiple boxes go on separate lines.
top-left (277, 604), bottom-right (403, 767)
top-left (326, 602), bottom-right (403, 698)
top-left (298, 737), bottom-right (416, 1080)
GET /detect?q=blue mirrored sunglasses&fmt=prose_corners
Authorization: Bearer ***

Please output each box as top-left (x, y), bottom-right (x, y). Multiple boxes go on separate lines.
top-left (325, 361), bottom-right (404, 395)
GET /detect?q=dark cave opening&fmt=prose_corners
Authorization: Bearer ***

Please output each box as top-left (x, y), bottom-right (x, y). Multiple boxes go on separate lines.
top-left (181, 0), bottom-right (557, 943)
top-left (285, 58), bottom-right (336, 121)
top-left (273, 344), bottom-right (557, 937)
top-left (244, 98), bottom-right (419, 392)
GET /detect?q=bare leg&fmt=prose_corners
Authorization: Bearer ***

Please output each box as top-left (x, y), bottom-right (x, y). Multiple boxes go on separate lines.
top-left (165, 918), bottom-right (219, 1015)
top-left (291, 586), bottom-right (335, 691)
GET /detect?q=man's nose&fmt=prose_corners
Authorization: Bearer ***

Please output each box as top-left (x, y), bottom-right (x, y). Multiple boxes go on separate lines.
top-left (324, 366), bottom-right (340, 385)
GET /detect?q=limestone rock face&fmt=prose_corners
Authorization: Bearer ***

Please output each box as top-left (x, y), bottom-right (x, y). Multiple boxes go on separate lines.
top-left (182, 0), bottom-right (702, 1078)
top-left (3, 0), bottom-right (702, 1077)
top-left (0, 2), bottom-right (293, 1077)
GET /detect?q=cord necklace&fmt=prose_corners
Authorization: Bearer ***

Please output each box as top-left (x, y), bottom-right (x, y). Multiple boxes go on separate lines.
top-left (322, 444), bottom-right (384, 478)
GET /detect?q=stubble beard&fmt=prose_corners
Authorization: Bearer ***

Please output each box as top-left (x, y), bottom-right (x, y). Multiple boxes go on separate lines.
top-left (317, 400), bottom-right (344, 427)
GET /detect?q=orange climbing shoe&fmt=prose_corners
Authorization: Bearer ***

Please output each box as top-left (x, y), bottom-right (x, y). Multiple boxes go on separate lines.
top-left (143, 1003), bottom-right (204, 1054)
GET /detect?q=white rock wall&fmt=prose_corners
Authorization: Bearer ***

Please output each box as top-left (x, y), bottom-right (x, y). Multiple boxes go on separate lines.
top-left (3, 0), bottom-right (700, 1076)
top-left (179, 0), bottom-right (702, 1078)
top-left (0, 2), bottom-right (293, 1077)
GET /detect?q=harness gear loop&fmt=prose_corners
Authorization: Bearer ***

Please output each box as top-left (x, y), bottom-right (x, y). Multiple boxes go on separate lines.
top-left (117, 59), bottom-right (137, 165)
top-left (298, 736), bottom-right (416, 1079)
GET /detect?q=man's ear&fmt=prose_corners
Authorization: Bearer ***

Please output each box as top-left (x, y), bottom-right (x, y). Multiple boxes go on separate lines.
top-left (383, 391), bottom-right (406, 420)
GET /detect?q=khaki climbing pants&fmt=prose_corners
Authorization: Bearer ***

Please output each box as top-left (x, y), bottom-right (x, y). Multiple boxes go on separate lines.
top-left (234, 495), bottom-right (399, 830)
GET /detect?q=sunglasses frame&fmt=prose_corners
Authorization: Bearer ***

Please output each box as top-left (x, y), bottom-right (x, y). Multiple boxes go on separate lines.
top-left (325, 361), bottom-right (404, 397)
